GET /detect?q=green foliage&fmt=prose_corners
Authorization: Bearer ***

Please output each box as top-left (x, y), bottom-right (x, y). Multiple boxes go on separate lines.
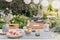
top-left (55, 24), bottom-right (60, 32)
top-left (10, 17), bottom-right (20, 24)
top-left (55, 17), bottom-right (60, 32)
top-left (0, 2), bottom-right (10, 9)
top-left (50, 17), bottom-right (56, 27)
top-left (0, 20), bottom-right (4, 29)
top-left (30, 4), bottom-right (38, 16)
top-left (53, 8), bottom-right (58, 12)
top-left (0, 0), bottom-right (42, 17)
top-left (0, 0), bottom-right (32, 17)
top-left (47, 3), bottom-right (52, 11)
top-left (10, 15), bottom-right (29, 28)
top-left (56, 27), bottom-right (60, 32)
top-left (40, 4), bottom-right (42, 10)
top-left (19, 15), bottom-right (29, 28)
top-left (0, 23), bottom-right (3, 29)
top-left (42, 14), bottom-right (47, 19)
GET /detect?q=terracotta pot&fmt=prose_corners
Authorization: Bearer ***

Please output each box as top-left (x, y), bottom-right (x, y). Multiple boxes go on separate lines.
top-left (9, 24), bottom-right (19, 29)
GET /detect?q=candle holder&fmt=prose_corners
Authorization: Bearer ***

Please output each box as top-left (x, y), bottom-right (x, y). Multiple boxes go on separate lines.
top-left (35, 29), bottom-right (40, 36)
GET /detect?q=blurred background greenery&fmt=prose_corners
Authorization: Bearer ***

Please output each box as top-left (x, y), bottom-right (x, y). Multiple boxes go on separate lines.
top-left (0, 0), bottom-right (60, 33)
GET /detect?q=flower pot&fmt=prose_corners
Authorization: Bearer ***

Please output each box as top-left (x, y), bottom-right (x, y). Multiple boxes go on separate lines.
top-left (9, 24), bottom-right (19, 29)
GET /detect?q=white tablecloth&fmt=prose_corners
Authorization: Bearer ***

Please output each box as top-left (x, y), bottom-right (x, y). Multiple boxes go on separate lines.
top-left (0, 29), bottom-right (56, 39)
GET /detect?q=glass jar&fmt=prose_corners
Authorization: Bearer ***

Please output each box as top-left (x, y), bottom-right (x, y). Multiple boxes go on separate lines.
top-left (44, 23), bottom-right (49, 32)
top-left (35, 29), bottom-right (40, 36)
top-left (2, 23), bottom-right (9, 33)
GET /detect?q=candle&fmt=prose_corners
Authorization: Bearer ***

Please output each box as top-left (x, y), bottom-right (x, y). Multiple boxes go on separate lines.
top-left (35, 29), bottom-right (40, 36)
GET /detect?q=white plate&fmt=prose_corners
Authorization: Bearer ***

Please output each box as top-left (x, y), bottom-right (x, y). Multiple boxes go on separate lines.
top-left (6, 33), bottom-right (22, 38)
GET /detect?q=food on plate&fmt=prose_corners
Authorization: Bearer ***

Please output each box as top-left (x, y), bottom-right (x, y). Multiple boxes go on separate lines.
top-left (7, 30), bottom-right (22, 37)
top-left (24, 28), bottom-right (32, 33)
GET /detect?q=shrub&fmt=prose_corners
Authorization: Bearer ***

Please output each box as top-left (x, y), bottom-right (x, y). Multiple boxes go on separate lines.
top-left (0, 21), bottom-right (4, 29)
top-left (10, 15), bottom-right (30, 28)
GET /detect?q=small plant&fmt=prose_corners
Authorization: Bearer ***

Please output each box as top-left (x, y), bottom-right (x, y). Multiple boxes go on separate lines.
top-left (40, 4), bottom-right (42, 10)
top-left (10, 15), bottom-right (29, 28)
top-left (53, 8), bottom-right (58, 12)
top-left (47, 3), bottom-right (52, 11)
top-left (55, 17), bottom-right (60, 32)
top-left (0, 18), bottom-right (5, 29)
top-left (19, 15), bottom-right (29, 28)
top-left (0, 21), bottom-right (4, 29)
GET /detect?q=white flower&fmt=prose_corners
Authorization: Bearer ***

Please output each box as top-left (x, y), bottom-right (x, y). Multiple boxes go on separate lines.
top-left (24, 0), bottom-right (31, 4)
top-left (12, 20), bottom-right (14, 23)
top-left (5, 0), bottom-right (12, 2)
top-left (33, 0), bottom-right (40, 4)
top-left (6, 8), bottom-right (9, 10)
top-left (41, 0), bottom-right (48, 8)
top-left (14, 15), bottom-right (16, 17)
top-left (1, 19), bottom-right (4, 22)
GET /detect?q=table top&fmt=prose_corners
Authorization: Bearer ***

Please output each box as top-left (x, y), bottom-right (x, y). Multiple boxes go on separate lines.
top-left (0, 29), bottom-right (57, 39)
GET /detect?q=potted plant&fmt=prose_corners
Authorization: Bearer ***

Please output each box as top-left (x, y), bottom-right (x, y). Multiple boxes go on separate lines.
top-left (10, 15), bottom-right (29, 29)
